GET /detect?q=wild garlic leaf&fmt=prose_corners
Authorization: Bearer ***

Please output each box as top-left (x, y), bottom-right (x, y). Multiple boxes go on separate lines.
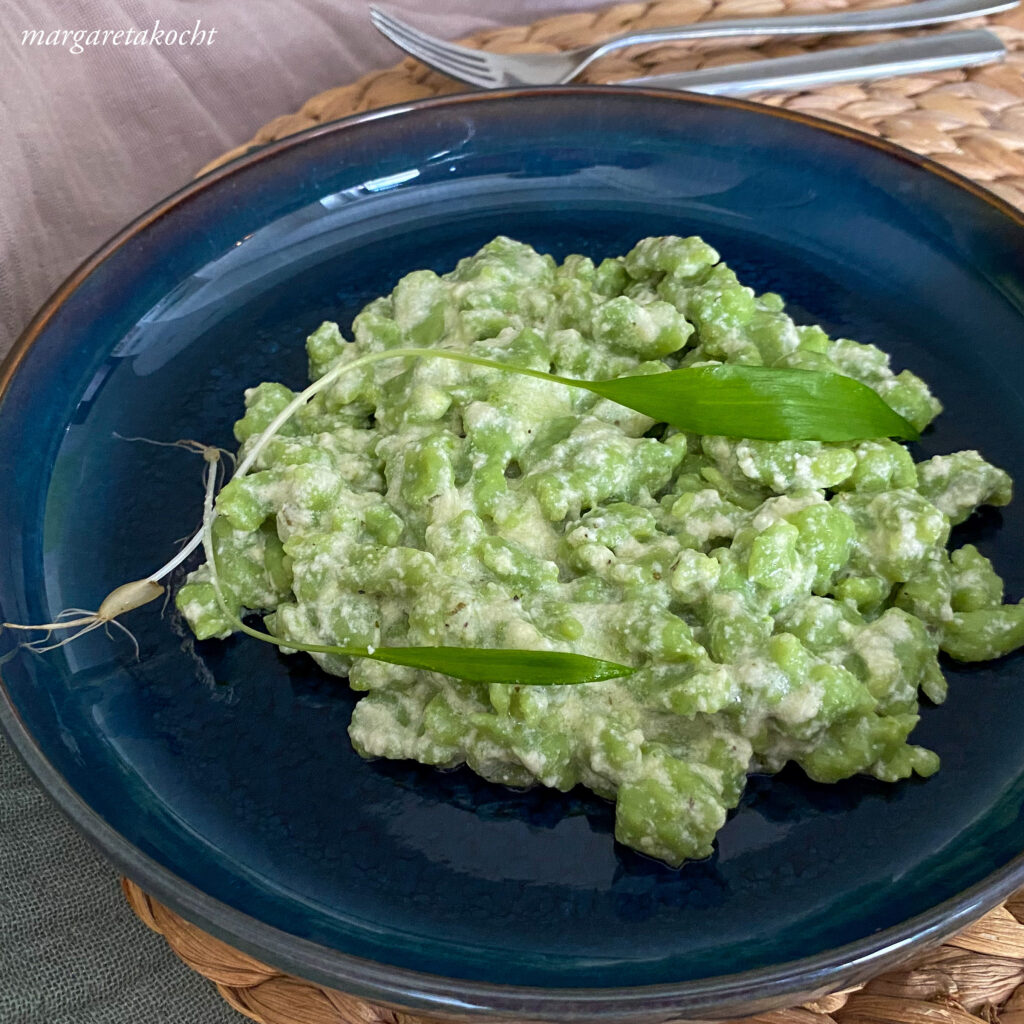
top-left (572, 364), bottom-right (920, 442)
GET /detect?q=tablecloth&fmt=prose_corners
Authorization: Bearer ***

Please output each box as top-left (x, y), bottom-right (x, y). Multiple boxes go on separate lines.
top-left (0, 3), bottom-right (602, 1020)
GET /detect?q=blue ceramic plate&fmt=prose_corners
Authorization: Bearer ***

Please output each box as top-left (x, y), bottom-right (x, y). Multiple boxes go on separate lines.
top-left (3, 89), bottom-right (1024, 1022)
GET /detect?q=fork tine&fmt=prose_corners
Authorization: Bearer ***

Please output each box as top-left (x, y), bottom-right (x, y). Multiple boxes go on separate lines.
top-left (370, 15), bottom-right (496, 82)
top-left (372, 36), bottom-right (498, 87)
top-left (369, 16), bottom-right (497, 86)
top-left (370, 7), bottom-right (491, 67)
top-left (371, 33), bottom-right (494, 86)
top-left (372, 16), bottom-right (492, 77)
top-left (369, 7), bottom-right (501, 86)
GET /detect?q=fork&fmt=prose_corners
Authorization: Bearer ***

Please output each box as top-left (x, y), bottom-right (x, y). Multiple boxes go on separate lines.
top-left (369, 0), bottom-right (1016, 87)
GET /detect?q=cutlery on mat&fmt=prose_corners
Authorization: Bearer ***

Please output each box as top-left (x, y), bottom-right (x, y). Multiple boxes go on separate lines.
top-left (369, 0), bottom-right (1016, 88)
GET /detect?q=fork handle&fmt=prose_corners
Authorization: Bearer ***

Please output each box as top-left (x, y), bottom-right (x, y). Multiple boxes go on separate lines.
top-left (593, 0), bottom-right (1015, 56)
top-left (620, 27), bottom-right (1004, 94)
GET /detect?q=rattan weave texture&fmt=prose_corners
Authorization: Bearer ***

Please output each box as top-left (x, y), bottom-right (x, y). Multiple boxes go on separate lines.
top-left (200, 0), bottom-right (1024, 208)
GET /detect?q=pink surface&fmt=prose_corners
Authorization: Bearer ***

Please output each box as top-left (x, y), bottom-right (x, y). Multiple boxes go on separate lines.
top-left (1, 0), bottom-right (604, 358)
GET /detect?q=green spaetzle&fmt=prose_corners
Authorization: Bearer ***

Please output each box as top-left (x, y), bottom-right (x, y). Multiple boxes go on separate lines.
top-left (177, 236), bottom-right (1021, 866)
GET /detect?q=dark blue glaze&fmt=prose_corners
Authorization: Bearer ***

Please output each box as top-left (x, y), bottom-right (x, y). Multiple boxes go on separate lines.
top-left (2, 89), bottom-right (1024, 1019)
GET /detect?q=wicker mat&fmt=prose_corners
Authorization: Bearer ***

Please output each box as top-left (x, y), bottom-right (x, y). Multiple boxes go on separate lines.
top-left (201, 0), bottom-right (1024, 208)
top-left (127, 2), bottom-right (1024, 1022)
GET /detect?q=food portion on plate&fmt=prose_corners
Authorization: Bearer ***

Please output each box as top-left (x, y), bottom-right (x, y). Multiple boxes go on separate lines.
top-left (176, 235), bottom-right (1023, 866)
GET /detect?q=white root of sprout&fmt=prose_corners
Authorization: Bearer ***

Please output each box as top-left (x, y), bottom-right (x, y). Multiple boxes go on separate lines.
top-left (112, 433), bottom-right (237, 468)
top-left (0, 583), bottom-right (162, 661)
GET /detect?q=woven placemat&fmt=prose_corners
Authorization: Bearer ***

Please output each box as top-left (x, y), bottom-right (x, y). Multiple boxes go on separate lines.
top-left (128, 2), bottom-right (1024, 1022)
top-left (200, 0), bottom-right (1024, 208)
top-left (123, 877), bottom-right (1024, 1024)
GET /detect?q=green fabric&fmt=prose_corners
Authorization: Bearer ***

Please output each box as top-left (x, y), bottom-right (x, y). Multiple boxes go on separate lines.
top-left (0, 733), bottom-right (242, 1023)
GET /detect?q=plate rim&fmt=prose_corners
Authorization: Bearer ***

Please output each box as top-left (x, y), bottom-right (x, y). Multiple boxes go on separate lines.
top-left (3, 84), bottom-right (1024, 1021)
